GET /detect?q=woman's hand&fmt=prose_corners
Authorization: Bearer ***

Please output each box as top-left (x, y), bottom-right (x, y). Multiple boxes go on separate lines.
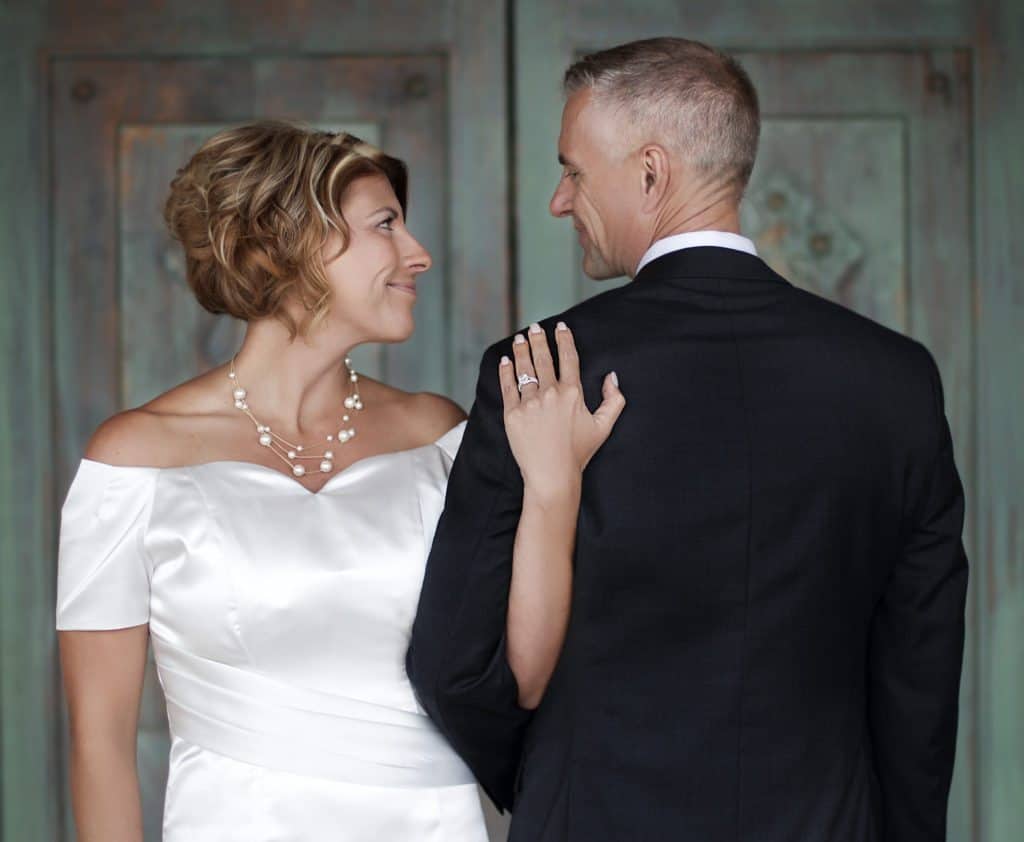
top-left (499, 321), bottom-right (625, 498)
top-left (500, 321), bottom-right (624, 708)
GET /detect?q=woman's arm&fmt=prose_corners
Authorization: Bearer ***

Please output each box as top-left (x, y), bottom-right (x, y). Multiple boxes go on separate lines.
top-left (502, 322), bottom-right (625, 709)
top-left (60, 625), bottom-right (149, 842)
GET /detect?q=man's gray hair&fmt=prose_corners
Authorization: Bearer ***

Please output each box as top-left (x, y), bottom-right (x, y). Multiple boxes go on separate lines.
top-left (564, 38), bottom-right (760, 197)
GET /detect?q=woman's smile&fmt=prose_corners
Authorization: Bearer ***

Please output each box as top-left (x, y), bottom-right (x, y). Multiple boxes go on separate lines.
top-left (387, 282), bottom-right (417, 297)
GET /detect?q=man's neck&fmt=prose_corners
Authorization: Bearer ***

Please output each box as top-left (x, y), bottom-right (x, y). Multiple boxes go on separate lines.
top-left (627, 201), bottom-right (742, 276)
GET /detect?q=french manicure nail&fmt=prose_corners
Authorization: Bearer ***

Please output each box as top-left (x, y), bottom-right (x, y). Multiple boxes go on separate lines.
top-left (514, 334), bottom-right (527, 344)
top-left (556, 321), bottom-right (568, 331)
top-left (529, 322), bottom-right (542, 334)
top-left (610, 371), bottom-right (619, 387)
top-left (500, 355), bottom-right (511, 365)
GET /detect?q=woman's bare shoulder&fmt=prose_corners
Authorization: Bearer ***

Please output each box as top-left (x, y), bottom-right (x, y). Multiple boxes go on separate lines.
top-left (84, 371), bottom-right (228, 468)
top-left (360, 377), bottom-right (466, 445)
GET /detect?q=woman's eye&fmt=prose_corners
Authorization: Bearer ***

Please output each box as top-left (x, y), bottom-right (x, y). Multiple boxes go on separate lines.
top-left (378, 217), bottom-right (396, 231)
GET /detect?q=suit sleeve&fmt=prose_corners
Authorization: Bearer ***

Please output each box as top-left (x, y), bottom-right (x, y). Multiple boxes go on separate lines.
top-left (868, 347), bottom-right (969, 841)
top-left (407, 343), bottom-right (532, 811)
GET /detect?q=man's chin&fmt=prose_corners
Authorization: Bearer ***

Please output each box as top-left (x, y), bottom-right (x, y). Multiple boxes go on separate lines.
top-left (581, 256), bottom-right (623, 282)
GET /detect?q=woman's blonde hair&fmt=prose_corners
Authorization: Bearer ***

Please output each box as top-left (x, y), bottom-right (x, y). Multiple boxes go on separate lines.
top-left (164, 121), bottom-right (408, 337)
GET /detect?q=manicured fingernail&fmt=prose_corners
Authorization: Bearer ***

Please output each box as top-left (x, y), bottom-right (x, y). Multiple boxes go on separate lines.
top-left (556, 321), bottom-right (568, 331)
top-left (513, 334), bottom-right (527, 345)
top-left (500, 355), bottom-right (511, 366)
top-left (610, 371), bottom-right (619, 387)
top-left (529, 322), bottom-right (542, 334)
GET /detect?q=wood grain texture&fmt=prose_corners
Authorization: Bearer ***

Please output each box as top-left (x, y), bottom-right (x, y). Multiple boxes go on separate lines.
top-left (516, 4), bottom-right (983, 838)
top-left (974, 1), bottom-right (1024, 839)
top-left (2, 1), bottom-right (1020, 840)
top-left (0, 4), bottom-right (64, 841)
top-left (10, 3), bottom-right (509, 839)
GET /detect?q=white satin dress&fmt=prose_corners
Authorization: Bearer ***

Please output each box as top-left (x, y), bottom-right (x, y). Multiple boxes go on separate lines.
top-left (56, 421), bottom-right (488, 841)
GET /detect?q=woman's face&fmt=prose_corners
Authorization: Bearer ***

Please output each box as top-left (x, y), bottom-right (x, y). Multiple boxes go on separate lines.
top-left (321, 173), bottom-right (432, 344)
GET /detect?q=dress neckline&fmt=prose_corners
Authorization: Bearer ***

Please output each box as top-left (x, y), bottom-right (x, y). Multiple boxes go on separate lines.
top-left (79, 420), bottom-right (466, 499)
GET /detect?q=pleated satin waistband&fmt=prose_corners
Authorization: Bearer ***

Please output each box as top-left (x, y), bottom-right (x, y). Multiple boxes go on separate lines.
top-left (154, 638), bottom-right (475, 789)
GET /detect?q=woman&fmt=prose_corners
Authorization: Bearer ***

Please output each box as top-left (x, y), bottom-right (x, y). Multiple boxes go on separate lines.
top-left (56, 122), bottom-right (624, 841)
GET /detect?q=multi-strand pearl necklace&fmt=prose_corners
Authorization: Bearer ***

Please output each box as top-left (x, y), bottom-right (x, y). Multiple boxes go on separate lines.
top-left (228, 356), bottom-right (364, 477)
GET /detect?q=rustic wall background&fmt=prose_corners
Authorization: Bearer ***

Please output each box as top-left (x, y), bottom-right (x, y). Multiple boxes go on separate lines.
top-left (1, 1), bottom-right (1020, 840)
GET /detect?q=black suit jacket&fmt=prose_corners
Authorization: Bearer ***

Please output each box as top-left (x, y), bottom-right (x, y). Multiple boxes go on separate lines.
top-left (407, 247), bottom-right (967, 842)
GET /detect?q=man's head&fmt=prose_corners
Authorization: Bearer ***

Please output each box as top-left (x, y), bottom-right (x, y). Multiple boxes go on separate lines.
top-left (549, 38), bottom-right (760, 279)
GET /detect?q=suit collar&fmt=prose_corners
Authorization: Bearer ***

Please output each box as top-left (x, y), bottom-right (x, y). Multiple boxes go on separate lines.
top-left (632, 246), bottom-right (789, 290)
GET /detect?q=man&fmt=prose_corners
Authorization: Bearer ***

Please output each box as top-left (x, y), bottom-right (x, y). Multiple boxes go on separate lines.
top-left (408, 37), bottom-right (967, 841)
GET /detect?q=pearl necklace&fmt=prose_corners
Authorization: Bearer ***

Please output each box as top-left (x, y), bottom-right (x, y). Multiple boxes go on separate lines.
top-left (228, 356), bottom-right (364, 477)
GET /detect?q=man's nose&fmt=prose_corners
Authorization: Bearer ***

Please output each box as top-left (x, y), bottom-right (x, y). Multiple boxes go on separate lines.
top-left (549, 180), bottom-right (572, 218)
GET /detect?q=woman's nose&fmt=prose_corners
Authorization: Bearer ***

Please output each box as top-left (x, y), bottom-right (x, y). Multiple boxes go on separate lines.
top-left (404, 233), bottom-right (432, 273)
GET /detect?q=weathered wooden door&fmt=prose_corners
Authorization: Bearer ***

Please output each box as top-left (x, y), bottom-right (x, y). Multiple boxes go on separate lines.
top-left (42, 6), bottom-right (509, 839)
top-left (515, 3), bottom-right (976, 839)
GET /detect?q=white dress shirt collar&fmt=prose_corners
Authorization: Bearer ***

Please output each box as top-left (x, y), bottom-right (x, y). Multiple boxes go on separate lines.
top-left (634, 230), bottom-right (759, 277)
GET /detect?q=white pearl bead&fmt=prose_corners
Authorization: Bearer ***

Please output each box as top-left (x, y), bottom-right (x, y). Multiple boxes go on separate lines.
top-left (350, 373), bottom-right (358, 382)
top-left (320, 460), bottom-right (332, 473)
top-left (343, 415), bottom-right (350, 422)
top-left (259, 433), bottom-right (272, 446)
top-left (288, 450), bottom-right (296, 459)
top-left (344, 397), bottom-right (355, 409)
top-left (232, 387), bottom-right (247, 401)
top-left (338, 430), bottom-right (351, 443)
top-left (292, 464), bottom-right (306, 477)
top-left (354, 400), bottom-right (363, 411)
top-left (327, 434), bottom-right (333, 441)
top-left (297, 445), bottom-right (303, 452)
top-left (325, 450), bottom-right (334, 459)
top-left (228, 372), bottom-right (236, 379)
top-left (344, 357), bottom-right (352, 366)
top-left (235, 400), bottom-right (244, 409)
top-left (348, 428), bottom-right (356, 438)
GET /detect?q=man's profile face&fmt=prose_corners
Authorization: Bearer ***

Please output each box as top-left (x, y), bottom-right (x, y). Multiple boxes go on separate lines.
top-left (549, 89), bottom-right (638, 280)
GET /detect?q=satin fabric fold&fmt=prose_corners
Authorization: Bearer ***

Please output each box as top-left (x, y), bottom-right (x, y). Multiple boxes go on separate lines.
top-left (156, 635), bottom-right (475, 788)
top-left (57, 422), bottom-right (487, 841)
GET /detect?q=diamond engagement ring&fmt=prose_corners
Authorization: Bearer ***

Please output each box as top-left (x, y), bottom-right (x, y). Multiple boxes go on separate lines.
top-left (517, 373), bottom-right (540, 392)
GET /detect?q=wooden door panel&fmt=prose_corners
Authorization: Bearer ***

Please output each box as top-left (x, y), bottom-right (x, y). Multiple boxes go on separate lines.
top-left (742, 118), bottom-right (906, 330)
top-left (517, 8), bottom-right (975, 837)
top-left (52, 50), bottom-right (499, 839)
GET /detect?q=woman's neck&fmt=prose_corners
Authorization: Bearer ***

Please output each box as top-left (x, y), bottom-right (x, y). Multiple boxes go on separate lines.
top-left (230, 318), bottom-right (360, 437)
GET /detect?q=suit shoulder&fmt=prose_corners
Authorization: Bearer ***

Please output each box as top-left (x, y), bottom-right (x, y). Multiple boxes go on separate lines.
top-left (790, 286), bottom-right (928, 359)
top-left (484, 284), bottom-right (634, 358)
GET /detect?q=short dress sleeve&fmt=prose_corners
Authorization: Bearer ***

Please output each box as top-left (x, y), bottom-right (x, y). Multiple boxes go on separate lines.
top-left (56, 460), bottom-right (159, 631)
top-left (434, 420), bottom-right (468, 465)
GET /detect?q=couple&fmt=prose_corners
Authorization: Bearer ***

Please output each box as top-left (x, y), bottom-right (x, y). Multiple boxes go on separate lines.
top-left (57, 37), bottom-right (967, 842)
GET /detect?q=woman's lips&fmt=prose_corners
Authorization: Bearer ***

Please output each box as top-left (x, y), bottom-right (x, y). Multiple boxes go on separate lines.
top-left (387, 283), bottom-right (417, 297)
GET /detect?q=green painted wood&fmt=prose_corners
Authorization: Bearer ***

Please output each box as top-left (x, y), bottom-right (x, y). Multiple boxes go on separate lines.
top-left (973, 2), bottom-right (1024, 840)
top-left (0, 5), bottom-right (65, 842)
top-left (515, 5), bottom-right (984, 839)
top-left (5, 3), bottom-right (508, 839)
top-left (50, 50), bottom-right (495, 837)
top-left (515, 0), bottom-right (576, 326)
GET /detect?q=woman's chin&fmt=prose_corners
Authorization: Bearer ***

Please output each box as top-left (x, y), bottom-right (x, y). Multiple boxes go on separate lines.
top-left (378, 315), bottom-right (416, 344)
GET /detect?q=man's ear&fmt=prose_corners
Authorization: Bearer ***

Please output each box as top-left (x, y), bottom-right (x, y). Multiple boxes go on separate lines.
top-left (640, 144), bottom-right (671, 211)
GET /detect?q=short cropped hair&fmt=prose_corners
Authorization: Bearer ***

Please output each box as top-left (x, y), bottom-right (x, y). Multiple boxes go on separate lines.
top-left (564, 38), bottom-right (760, 198)
top-left (164, 121), bottom-right (408, 337)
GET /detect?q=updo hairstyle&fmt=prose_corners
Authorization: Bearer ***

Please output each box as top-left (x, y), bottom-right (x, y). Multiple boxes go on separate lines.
top-left (164, 121), bottom-right (408, 337)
